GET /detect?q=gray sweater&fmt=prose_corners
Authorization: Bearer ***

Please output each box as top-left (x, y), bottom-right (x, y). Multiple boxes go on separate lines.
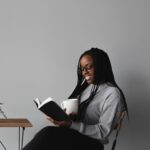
top-left (70, 83), bottom-right (125, 144)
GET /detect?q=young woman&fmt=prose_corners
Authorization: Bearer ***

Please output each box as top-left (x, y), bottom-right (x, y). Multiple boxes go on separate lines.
top-left (23, 48), bottom-right (128, 150)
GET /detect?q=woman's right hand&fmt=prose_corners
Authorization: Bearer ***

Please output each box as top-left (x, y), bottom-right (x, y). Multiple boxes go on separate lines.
top-left (47, 116), bottom-right (72, 128)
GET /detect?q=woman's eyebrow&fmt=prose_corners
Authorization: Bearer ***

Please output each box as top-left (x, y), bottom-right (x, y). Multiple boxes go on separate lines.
top-left (82, 63), bottom-right (93, 67)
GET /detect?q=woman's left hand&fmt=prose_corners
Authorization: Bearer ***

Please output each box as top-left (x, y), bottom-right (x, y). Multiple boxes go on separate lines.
top-left (47, 116), bottom-right (72, 128)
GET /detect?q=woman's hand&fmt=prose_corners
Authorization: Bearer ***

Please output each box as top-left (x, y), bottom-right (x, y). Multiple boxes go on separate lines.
top-left (69, 112), bottom-right (77, 120)
top-left (63, 108), bottom-right (77, 121)
top-left (47, 116), bottom-right (72, 128)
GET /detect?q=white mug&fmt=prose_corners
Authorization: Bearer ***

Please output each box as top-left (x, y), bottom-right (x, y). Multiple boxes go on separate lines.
top-left (61, 99), bottom-right (79, 115)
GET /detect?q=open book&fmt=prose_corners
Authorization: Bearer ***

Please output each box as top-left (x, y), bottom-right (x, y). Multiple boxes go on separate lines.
top-left (33, 97), bottom-right (70, 121)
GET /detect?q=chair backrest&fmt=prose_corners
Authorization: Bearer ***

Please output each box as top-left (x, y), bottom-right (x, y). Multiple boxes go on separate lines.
top-left (111, 111), bottom-right (126, 150)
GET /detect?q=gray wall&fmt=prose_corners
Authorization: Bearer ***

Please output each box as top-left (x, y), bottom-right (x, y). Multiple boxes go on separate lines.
top-left (0, 0), bottom-right (150, 149)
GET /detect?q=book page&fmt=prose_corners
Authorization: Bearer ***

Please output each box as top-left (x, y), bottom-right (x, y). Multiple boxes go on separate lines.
top-left (39, 97), bottom-right (53, 108)
top-left (34, 98), bottom-right (41, 108)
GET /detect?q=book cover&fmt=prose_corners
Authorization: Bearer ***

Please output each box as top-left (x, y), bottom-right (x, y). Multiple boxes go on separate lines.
top-left (33, 97), bottom-right (70, 121)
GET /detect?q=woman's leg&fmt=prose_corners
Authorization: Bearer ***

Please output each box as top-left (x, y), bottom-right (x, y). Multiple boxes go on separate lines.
top-left (23, 126), bottom-right (104, 150)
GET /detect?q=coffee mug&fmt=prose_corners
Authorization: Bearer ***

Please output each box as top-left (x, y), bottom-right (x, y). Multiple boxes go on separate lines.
top-left (61, 99), bottom-right (79, 115)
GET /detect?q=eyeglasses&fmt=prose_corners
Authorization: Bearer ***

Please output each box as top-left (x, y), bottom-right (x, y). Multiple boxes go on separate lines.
top-left (80, 64), bottom-right (94, 72)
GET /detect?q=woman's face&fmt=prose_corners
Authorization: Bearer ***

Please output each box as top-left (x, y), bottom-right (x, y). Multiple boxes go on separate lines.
top-left (80, 55), bottom-right (94, 84)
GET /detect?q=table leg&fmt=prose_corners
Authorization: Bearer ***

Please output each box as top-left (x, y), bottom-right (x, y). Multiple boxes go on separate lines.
top-left (18, 127), bottom-right (25, 150)
top-left (21, 127), bottom-right (25, 150)
top-left (19, 127), bottom-right (20, 150)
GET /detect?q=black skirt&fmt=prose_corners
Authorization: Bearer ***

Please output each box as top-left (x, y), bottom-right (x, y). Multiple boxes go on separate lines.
top-left (23, 126), bottom-right (104, 150)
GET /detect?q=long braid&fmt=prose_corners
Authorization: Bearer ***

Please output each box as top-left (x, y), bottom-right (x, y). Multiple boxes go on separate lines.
top-left (77, 84), bottom-right (99, 121)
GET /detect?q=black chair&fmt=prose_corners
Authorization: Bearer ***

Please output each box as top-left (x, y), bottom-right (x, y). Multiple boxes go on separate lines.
top-left (111, 111), bottom-right (126, 150)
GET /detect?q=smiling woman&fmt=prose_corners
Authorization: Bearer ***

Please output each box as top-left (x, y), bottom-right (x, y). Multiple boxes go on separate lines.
top-left (23, 48), bottom-right (128, 150)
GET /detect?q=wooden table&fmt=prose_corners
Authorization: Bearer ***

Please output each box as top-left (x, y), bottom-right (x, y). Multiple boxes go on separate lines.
top-left (0, 118), bottom-right (32, 150)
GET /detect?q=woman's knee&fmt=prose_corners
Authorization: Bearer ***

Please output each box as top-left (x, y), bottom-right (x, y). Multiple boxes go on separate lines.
top-left (34, 126), bottom-right (55, 138)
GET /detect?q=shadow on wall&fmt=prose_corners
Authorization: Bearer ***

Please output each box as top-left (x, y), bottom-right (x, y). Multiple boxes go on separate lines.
top-left (122, 71), bottom-right (150, 149)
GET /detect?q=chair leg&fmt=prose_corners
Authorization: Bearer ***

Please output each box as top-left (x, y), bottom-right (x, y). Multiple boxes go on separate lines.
top-left (0, 140), bottom-right (7, 150)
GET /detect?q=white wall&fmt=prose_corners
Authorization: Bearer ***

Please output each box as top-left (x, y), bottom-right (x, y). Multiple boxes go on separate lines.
top-left (0, 0), bottom-right (150, 149)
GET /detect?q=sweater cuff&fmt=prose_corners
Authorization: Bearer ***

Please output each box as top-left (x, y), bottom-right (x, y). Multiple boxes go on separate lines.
top-left (70, 121), bottom-right (84, 132)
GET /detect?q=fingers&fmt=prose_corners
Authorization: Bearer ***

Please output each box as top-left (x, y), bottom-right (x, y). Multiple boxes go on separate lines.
top-left (47, 116), bottom-right (63, 126)
top-left (69, 112), bottom-right (77, 115)
top-left (63, 108), bottom-right (66, 112)
top-left (46, 116), bottom-right (71, 127)
top-left (47, 116), bottom-right (54, 122)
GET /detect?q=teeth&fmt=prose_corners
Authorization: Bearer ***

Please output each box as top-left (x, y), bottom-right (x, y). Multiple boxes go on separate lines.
top-left (85, 76), bottom-right (90, 80)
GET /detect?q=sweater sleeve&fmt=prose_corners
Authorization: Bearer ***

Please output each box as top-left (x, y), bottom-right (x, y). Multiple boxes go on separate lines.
top-left (70, 88), bottom-right (123, 144)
